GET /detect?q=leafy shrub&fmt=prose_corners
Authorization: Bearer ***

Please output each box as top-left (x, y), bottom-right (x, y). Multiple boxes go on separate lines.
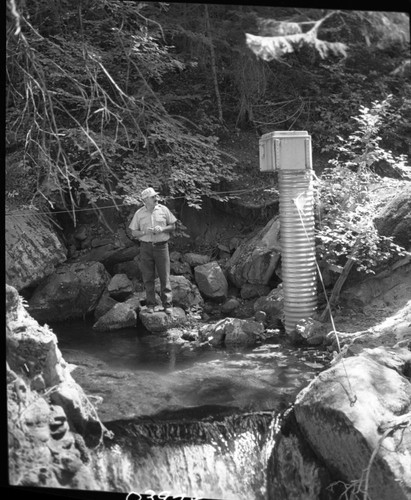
top-left (315, 96), bottom-right (409, 276)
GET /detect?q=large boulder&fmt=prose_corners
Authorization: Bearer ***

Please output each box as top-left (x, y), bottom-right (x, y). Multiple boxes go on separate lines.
top-left (75, 243), bottom-right (117, 263)
top-left (8, 371), bottom-right (98, 489)
top-left (73, 237), bottom-right (138, 270)
top-left (94, 290), bottom-right (118, 320)
top-left (341, 260), bottom-right (411, 311)
top-left (6, 284), bottom-right (102, 433)
top-left (199, 317), bottom-right (265, 347)
top-left (6, 284), bottom-right (104, 489)
top-left (194, 261), bottom-right (228, 301)
top-left (92, 301), bottom-right (138, 332)
top-left (225, 318), bottom-right (265, 347)
top-left (373, 183), bottom-right (411, 250)
top-left (107, 273), bottom-right (134, 301)
top-left (156, 275), bottom-right (203, 311)
top-left (112, 257), bottom-right (143, 281)
top-left (182, 253), bottom-right (211, 267)
top-left (101, 244), bottom-right (140, 268)
top-left (6, 211), bottom-right (67, 291)
top-left (27, 261), bottom-right (111, 323)
top-left (293, 347), bottom-right (411, 500)
top-left (226, 216), bottom-right (281, 288)
top-left (140, 307), bottom-right (187, 333)
top-left (94, 291), bottom-right (144, 326)
top-left (72, 221), bottom-right (138, 261)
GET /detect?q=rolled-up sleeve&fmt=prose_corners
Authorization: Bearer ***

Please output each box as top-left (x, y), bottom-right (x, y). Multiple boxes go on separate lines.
top-left (165, 207), bottom-right (177, 225)
top-left (129, 211), bottom-right (140, 231)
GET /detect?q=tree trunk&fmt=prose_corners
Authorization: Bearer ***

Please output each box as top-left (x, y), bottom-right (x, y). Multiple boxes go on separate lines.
top-left (204, 5), bottom-right (223, 123)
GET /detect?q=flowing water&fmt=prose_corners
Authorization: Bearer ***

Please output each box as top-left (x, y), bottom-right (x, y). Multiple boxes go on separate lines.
top-left (52, 319), bottom-right (328, 499)
top-left (90, 413), bottom-right (280, 499)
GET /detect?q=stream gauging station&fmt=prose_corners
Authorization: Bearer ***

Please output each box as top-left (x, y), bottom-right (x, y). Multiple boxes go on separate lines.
top-left (259, 131), bottom-right (317, 334)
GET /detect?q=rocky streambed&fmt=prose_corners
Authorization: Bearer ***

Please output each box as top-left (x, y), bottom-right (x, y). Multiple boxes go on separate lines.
top-left (5, 181), bottom-right (411, 499)
top-left (49, 317), bottom-right (329, 499)
top-left (7, 275), bottom-right (411, 499)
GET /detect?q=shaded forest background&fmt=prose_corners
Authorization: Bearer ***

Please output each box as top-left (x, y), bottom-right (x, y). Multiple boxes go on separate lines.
top-left (5, 0), bottom-right (411, 322)
top-left (6, 1), bottom-right (410, 209)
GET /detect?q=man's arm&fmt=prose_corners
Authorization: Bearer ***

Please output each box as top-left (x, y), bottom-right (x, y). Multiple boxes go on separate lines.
top-left (153, 223), bottom-right (175, 234)
top-left (131, 228), bottom-right (148, 239)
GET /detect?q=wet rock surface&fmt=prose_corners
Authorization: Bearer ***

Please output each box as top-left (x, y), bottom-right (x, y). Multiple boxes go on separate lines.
top-left (6, 284), bottom-right (106, 490)
top-left (93, 301), bottom-right (139, 332)
top-left (293, 347), bottom-right (411, 500)
top-left (267, 289), bottom-right (411, 500)
top-left (27, 261), bottom-right (111, 323)
top-left (139, 306), bottom-right (188, 333)
top-left (6, 211), bottom-right (67, 291)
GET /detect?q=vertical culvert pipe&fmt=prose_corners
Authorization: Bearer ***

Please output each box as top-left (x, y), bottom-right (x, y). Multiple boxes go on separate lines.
top-left (259, 131), bottom-right (317, 334)
top-left (279, 169), bottom-right (317, 334)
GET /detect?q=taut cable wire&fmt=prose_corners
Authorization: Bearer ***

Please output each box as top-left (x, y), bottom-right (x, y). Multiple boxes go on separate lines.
top-left (293, 184), bottom-right (357, 406)
top-left (5, 185), bottom-right (278, 218)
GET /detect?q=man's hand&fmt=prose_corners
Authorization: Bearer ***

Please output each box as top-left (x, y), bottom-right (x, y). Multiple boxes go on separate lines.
top-left (153, 226), bottom-right (163, 234)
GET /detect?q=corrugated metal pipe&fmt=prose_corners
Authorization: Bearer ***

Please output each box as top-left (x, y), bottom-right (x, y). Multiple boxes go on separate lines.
top-left (259, 131), bottom-right (317, 334)
top-left (279, 169), bottom-right (317, 333)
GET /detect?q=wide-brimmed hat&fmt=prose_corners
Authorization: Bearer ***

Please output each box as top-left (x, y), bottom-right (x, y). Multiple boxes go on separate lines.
top-left (141, 187), bottom-right (159, 200)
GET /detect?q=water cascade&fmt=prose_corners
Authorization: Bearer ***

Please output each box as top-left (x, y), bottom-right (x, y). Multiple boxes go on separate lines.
top-left (52, 314), bottom-right (327, 498)
top-left (90, 412), bottom-right (281, 499)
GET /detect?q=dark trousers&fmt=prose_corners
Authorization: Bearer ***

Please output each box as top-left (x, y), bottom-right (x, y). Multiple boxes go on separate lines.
top-left (139, 242), bottom-right (172, 307)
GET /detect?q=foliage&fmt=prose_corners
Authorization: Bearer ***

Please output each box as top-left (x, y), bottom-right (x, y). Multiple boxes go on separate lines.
top-left (330, 95), bottom-right (411, 178)
top-left (222, 8), bottom-right (409, 157)
top-left (5, 0), bottom-right (235, 219)
top-left (246, 12), bottom-right (348, 62)
top-left (6, 2), bottom-right (410, 221)
top-left (315, 97), bottom-right (409, 277)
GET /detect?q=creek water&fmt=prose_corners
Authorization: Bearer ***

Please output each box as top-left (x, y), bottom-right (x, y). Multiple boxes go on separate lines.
top-left (52, 319), bottom-right (328, 500)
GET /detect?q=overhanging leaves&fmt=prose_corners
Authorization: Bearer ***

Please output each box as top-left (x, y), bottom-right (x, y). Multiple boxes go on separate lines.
top-left (246, 29), bottom-right (348, 62)
top-left (246, 11), bottom-right (348, 61)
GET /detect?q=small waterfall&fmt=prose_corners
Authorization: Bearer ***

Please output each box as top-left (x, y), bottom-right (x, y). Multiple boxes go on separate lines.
top-left (90, 411), bottom-right (281, 500)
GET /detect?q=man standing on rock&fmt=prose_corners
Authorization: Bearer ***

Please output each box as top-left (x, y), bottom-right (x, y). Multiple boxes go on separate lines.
top-left (129, 187), bottom-right (177, 314)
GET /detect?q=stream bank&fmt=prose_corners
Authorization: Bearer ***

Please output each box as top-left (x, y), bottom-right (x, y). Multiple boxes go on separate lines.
top-left (5, 177), bottom-right (411, 498)
top-left (6, 278), bottom-right (410, 499)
